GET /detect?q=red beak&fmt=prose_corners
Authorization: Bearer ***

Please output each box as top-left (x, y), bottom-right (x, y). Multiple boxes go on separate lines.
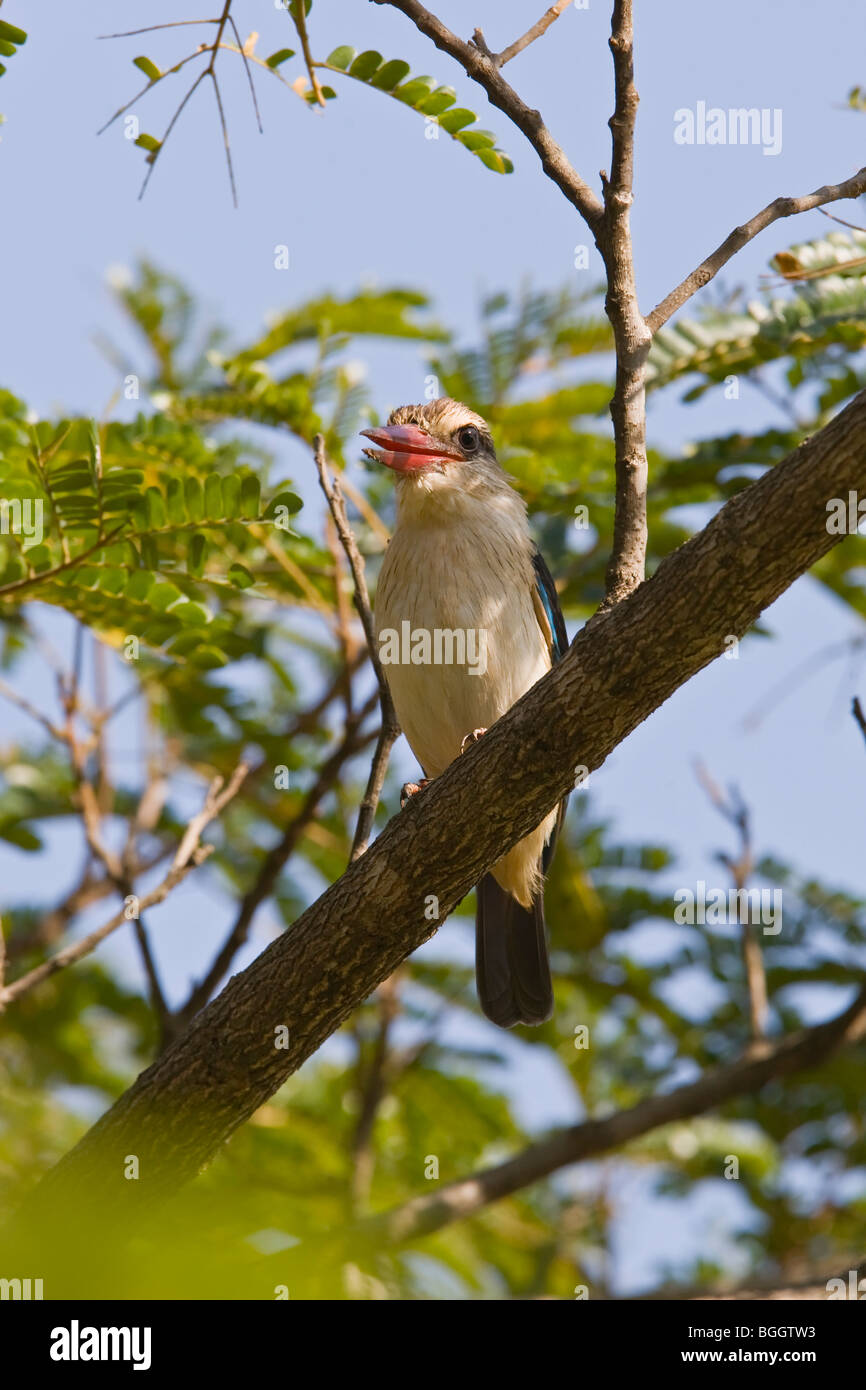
top-left (360, 423), bottom-right (463, 473)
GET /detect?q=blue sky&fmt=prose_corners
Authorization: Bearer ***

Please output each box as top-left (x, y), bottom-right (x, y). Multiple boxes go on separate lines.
top-left (1, 0), bottom-right (865, 1294)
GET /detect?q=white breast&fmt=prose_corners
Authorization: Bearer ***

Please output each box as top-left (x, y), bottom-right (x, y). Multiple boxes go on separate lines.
top-left (375, 489), bottom-right (551, 780)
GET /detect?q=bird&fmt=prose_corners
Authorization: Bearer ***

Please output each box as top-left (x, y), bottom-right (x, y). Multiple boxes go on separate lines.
top-left (360, 397), bottom-right (568, 1028)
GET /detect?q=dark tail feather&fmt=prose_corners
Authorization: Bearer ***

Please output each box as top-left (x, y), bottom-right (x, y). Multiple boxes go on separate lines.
top-left (475, 873), bottom-right (553, 1028)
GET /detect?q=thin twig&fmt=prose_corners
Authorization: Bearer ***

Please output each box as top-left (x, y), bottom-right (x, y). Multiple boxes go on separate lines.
top-left (695, 762), bottom-right (767, 1041)
top-left (313, 434), bottom-right (400, 859)
top-left (226, 15), bottom-right (263, 132)
top-left (208, 69), bottom-right (238, 206)
top-left (98, 20), bottom-right (221, 39)
top-left (853, 696), bottom-right (866, 748)
top-left (472, 1), bottom-right (572, 69)
top-left (350, 973), bottom-right (400, 1211)
top-left (0, 677), bottom-right (66, 742)
top-left (289, 0), bottom-right (326, 106)
top-left (817, 205), bottom-right (866, 234)
top-left (0, 524), bottom-right (126, 600)
top-left (0, 764), bottom-right (249, 1008)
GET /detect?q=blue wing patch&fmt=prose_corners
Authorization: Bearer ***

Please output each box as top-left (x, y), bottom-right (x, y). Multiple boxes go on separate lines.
top-left (532, 548), bottom-right (568, 663)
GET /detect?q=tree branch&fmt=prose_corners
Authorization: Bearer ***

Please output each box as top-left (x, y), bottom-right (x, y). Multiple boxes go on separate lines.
top-left (314, 434), bottom-right (400, 860)
top-left (598, 0), bottom-right (650, 605)
top-left (646, 165), bottom-right (866, 334)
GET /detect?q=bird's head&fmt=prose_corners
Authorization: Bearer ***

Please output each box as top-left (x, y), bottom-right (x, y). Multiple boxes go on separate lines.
top-left (360, 398), bottom-right (506, 505)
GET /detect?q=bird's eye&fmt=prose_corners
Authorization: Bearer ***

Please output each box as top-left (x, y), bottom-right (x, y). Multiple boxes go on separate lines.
top-left (457, 425), bottom-right (480, 453)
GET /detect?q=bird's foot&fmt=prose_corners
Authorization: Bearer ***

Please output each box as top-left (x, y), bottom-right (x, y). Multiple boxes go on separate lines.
top-left (400, 778), bottom-right (430, 808)
top-left (460, 727), bottom-right (487, 753)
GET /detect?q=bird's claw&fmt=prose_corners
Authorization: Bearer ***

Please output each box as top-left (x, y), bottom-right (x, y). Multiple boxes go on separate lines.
top-left (460, 728), bottom-right (487, 753)
top-left (400, 778), bottom-right (430, 808)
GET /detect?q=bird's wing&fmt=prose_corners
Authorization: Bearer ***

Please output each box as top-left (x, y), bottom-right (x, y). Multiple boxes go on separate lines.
top-left (531, 546), bottom-right (568, 665)
top-left (531, 545), bottom-right (569, 875)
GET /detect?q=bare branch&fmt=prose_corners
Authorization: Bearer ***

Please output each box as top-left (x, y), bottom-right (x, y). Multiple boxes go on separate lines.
top-left (226, 15), bottom-right (263, 133)
top-left (98, 20), bottom-right (221, 40)
top-left (314, 434), bottom-right (400, 860)
top-left (646, 165), bottom-right (866, 334)
top-left (290, 0), bottom-right (326, 107)
top-left (350, 973), bottom-right (400, 1211)
top-left (0, 764), bottom-right (249, 1009)
top-left (597, 0), bottom-right (651, 606)
top-left (853, 696), bottom-right (866, 748)
top-left (208, 69), bottom-right (238, 207)
top-left (0, 677), bottom-right (66, 742)
top-left (696, 763), bottom-right (767, 1040)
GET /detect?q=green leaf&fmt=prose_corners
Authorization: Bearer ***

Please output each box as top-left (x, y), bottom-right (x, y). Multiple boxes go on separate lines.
top-left (240, 473), bottom-right (261, 519)
top-left (166, 477), bottom-right (186, 524)
top-left (149, 581), bottom-right (185, 612)
top-left (134, 133), bottom-right (161, 153)
top-left (188, 645), bottom-right (229, 669)
top-left (171, 601), bottom-right (211, 627)
top-left (221, 474), bottom-right (241, 519)
top-left (125, 570), bottom-right (157, 601)
top-left (0, 823), bottom-right (41, 851)
top-left (265, 48), bottom-right (295, 68)
top-left (188, 532), bottom-right (208, 578)
top-left (348, 50), bottom-right (382, 81)
top-left (265, 490), bottom-right (303, 518)
top-left (204, 474), bottom-right (223, 519)
top-left (477, 148), bottom-right (513, 174)
top-left (371, 59), bottom-right (411, 91)
top-left (437, 107), bottom-right (476, 134)
top-left (133, 56), bottom-right (161, 82)
top-left (457, 129), bottom-right (496, 151)
top-left (326, 46), bottom-right (355, 70)
top-left (145, 487), bottom-right (166, 529)
top-left (227, 563), bottom-right (255, 589)
top-left (0, 40), bottom-right (18, 57)
top-left (0, 21), bottom-right (27, 45)
top-left (185, 476), bottom-right (204, 522)
top-left (418, 86), bottom-right (457, 115)
top-left (394, 76), bottom-right (436, 106)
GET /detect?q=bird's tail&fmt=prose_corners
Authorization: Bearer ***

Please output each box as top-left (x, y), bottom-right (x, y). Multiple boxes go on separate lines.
top-left (475, 873), bottom-right (553, 1028)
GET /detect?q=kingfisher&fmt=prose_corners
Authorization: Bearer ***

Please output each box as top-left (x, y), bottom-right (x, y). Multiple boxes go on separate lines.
top-left (361, 398), bottom-right (568, 1028)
